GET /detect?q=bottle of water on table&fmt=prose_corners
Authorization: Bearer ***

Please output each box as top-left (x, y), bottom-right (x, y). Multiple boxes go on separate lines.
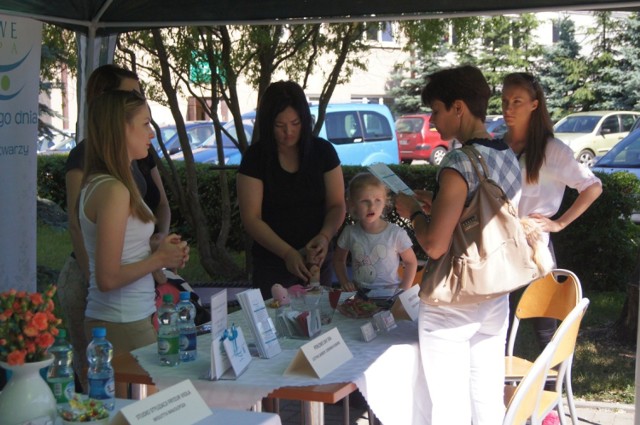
top-left (86, 327), bottom-right (115, 410)
top-left (46, 328), bottom-right (75, 405)
top-left (157, 294), bottom-right (180, 366)
top-left (177, 291), bottom-right (197, 362)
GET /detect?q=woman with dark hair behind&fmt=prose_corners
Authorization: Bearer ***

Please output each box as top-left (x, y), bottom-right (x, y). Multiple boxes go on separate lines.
top-left (237, 81), bottom-right (346, 299)
top-left (501, 73), bottom-right (601, 424)
top-left (395, 65), bottom-right (521, 424)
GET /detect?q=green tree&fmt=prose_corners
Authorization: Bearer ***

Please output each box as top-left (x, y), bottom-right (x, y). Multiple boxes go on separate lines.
top-left (39, 25), bottom-right (77, 138)
top-left (617, 12), bottom-right (640, 110)
top-left (115, 23), bottom-right (370, 279)
top-left (581, 11), bottom-right (625, 110)
top-left (477, 14), bottom-right (542, 114)
top-left (539, 17), bottom-right (587, 120)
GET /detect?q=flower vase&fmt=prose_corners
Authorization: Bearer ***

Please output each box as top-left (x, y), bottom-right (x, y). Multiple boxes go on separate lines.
top-left (0, 356), bottom-right (57, 425)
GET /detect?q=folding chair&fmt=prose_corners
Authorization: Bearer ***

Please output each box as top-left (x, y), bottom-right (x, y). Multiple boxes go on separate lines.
top-left (505, 269), bottom-right (583, 425)
top-left (504, 298), bottom-right (590, 425)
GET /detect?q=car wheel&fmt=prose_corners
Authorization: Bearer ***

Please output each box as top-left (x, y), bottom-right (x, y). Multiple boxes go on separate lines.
top-left (430, 147), bottom-right (448, 166)
top-left (577, 149), bottom-right (595, 167)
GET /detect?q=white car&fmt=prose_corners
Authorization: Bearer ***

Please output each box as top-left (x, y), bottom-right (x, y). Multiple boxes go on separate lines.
top-left (554, 111), bottom-right (640, 167)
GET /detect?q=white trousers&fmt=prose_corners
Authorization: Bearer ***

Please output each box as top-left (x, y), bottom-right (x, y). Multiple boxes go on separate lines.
top-left (418, 295), bottom-right (508, 425)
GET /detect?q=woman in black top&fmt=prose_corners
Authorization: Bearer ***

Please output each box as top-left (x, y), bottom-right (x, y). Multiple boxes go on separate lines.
top-left (237, 81), bottom-right (346, 299)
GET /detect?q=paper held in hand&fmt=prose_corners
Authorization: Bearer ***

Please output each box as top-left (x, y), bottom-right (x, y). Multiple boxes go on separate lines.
top-left (368, 162), bottom-right (415, 195)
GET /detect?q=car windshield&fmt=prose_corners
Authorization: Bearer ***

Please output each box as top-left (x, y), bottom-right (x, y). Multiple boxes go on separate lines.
top-left (554, 115), bottom-right (600, 133)
top-left (201, 124), bottom-right (250, 148)
top-left (595, 130), bottom-right (640, 168)
top-left (396, 117), bottom-right (424, 133)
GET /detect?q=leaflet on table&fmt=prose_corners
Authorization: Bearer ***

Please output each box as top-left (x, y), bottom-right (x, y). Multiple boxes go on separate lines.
top-left (368, 162), bottom-right (415, 195)
top-left (236, 289), bottom-right (281, 359)
top-left (209, 290), bottom-right (231, 380)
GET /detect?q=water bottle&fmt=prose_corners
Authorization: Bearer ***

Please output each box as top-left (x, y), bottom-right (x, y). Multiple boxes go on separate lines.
top-left (157, 294), bottom-right (180, 366)
top-left (46, 328), bottom-right (74, 405)
top-left (177, 291), bottom-right (197, 362)
top-left (86, 327), bottom-right (115, 411)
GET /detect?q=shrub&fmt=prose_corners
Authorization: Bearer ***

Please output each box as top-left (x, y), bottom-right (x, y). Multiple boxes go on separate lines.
top-left (37, 156), bottom-right (640, 290)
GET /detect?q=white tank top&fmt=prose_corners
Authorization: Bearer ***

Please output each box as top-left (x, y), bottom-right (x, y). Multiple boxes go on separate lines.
top-left (80, 174), bottom-right (156, 323)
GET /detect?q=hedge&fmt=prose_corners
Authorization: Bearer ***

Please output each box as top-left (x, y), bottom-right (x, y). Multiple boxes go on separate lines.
top-left (37, 155), bottom-right (640, 291)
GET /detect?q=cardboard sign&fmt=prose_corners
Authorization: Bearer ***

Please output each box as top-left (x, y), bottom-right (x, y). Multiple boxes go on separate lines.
top-left (391, 284), bottom-right (420, 321)
top-left (220, 326), bottom-right (252, 379)
top-left (284, 327), bottom-right (352, 379)
top-left (110, 380), bottom-right (211, 425)
top-left (209, 290), bottom-right (230, 380)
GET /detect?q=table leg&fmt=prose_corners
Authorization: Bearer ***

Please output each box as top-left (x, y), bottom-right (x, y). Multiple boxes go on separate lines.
top-left (343, 395), bottom-right (350, 425)
top-left (302, 400), bottom-right (324, 425)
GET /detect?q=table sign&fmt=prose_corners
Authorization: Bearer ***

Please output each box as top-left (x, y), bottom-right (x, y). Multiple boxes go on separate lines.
top-left (360, 321), bottom-right (377, 342)
top-left (209, 290), bottom-right (230, 380)
top-left (110, 380), bottom-right (211, 425)
top-left (219, 325), bottom-right (252, 379)
top-left (284, 327), bottom-right (353, 379)
top-left (391, 284), bottom-right (420, 321)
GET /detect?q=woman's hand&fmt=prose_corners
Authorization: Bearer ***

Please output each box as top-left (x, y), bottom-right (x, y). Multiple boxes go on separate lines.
top-left (395, 192), bottom-right (423, 219)
top-left (413, 190), bottom-right (434, 214)
top-left (284, 248), bottom-right (311, 281)
top-left (155, 234), bottom-right (189, 270)
top-left (149, 232), bottom-right (167, 253)
top-left (341, 281), bottom-right (357, 292)
top-left (528, 213), bottom-right (562, 233)
top-left (305, 233), bottom-right (330, 266)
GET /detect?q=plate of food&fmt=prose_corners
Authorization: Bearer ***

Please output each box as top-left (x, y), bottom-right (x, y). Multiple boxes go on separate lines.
top-left (337, 297), bottom-right (381, 318)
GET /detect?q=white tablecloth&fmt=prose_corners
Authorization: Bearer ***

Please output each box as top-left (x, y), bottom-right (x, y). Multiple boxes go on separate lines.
top-left (132, 299), bottom-right (428, 425)
top-left (54, 399), bottom-right (282, 425)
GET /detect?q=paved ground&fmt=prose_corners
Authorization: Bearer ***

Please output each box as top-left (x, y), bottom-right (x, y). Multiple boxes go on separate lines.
top-left (276, 397), bottom-right (635, 425)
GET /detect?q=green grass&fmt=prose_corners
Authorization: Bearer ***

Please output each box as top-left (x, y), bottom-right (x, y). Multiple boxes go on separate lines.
top-left (37, 222), bottom-right (219, 283)
top-left (37, 222), bottom-right (635, 403)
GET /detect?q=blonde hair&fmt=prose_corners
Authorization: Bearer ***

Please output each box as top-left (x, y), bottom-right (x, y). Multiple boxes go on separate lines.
top-left (347, 172), bottom-right (389, 217)
top-left (84, 90), bottom-right (154, 223)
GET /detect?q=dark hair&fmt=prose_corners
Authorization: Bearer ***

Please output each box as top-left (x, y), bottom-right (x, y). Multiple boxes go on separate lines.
top-left (86, 64), bottom-right (140, 104)
top-left (421, 65), bottom-right (490, 121)
top-left (502, 72), bottom-right (554, 184)
top-left (254, 80), bottom-right (314, 176)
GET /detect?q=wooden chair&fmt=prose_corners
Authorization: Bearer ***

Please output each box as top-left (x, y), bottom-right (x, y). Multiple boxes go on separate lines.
top-left (504, 298), bottom-right (590, 425)
top-left (505, 269), bottom-right (583, 425)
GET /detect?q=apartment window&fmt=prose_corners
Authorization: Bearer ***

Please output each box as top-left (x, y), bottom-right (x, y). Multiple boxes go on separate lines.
top-left (365, 22), bottom-right (394, 43)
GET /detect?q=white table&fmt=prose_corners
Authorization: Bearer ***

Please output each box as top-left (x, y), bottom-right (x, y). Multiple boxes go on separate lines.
top-left (129, 299), bottom-right (428, 425)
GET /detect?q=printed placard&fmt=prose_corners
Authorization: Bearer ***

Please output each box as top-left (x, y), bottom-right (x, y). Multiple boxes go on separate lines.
top-left (220, 326), bottom-right (252, 379)
top-left (391, 284), bottom-right (420, 321)
top-left (284, 327), bottom-right (353, 379)
top-left (209, 290), bottom-right (230, 380)
top-left (110, 380), bottom-right (210, 425)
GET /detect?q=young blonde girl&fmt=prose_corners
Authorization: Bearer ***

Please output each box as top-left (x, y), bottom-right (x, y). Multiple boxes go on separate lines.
top-left (333, 172), bottom-right (417, 292)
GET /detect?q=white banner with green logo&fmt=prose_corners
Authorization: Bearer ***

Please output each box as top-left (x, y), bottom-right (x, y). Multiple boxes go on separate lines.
top-left (0, 16), bottom-right (42, 292)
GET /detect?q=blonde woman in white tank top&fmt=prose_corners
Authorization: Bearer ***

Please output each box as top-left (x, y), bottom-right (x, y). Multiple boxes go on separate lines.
top-left (80, 90), bottom-right (189, 356)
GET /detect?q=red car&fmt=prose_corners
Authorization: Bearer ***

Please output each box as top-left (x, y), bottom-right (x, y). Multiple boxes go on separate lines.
top-left (395, 114), bottom-right (450, 165)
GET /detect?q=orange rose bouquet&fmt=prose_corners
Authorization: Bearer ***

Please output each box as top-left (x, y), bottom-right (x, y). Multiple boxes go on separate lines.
top-left (0, 285), bottom-right (61, 365)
